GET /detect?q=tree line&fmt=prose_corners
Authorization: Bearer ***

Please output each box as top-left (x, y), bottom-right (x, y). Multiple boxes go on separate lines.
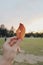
top-left (0, 28), bottom-right (16, 37)
top-left (25, 32), bottom-right (43, 38)
top-left (0, 28), bottom-right (43, 38)
top-left (0, 24), bottom-right (16, 37)
top-left (0, 24), bottom-right (43, 38)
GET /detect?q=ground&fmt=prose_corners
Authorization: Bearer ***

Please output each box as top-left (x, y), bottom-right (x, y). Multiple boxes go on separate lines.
top-left (0, 38), bottom-right (43, 65)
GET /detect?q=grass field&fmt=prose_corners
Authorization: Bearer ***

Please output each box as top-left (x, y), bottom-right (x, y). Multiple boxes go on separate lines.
top-left (20, 38), bottom-right (43, 55)
top-left (0, 38), bottom-right (43, 65)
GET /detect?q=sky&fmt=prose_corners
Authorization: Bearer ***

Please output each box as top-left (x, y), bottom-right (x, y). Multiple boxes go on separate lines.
top-left (0, 0), bottom-right (43, 33)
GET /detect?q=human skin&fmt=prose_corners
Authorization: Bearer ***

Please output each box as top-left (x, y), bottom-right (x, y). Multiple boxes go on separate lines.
top-left (0, 37), bottom-right (21, 65)
top-left (16, 23), bottom-right (25, 40)
top-left (0, 23), bottom-right (25, 65)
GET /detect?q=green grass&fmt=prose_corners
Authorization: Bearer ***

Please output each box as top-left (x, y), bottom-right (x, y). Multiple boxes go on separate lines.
top-left (0, 38), bottom-right (43, 65)
top-left (13, 62), bottom-right (33, 65)
top-left (20, 38), bottom-right (43, 55)
top-left (0, 38), bottom-right (5, 55)
top-left (0, 38), bottom-right (43, 55)
top-left (13, 61), bottom-right (43, 65)
top-left (0, 38), bottom-right (5, 49)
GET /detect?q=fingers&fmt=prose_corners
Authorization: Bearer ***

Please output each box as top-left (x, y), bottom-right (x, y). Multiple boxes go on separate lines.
top-left (8, 37), bottom-right (18, 46)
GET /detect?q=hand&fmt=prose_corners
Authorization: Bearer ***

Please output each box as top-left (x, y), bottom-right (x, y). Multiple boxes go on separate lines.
top-left (8, 37), bottom-right (17, 47)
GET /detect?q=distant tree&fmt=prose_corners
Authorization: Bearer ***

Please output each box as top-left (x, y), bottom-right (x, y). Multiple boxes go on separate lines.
top-left (9, 26), bottom-right (15, 37)
top-left (0, 24), bottom-right (5, 29)
top-left (10, 26), bottom-right (14, 32)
